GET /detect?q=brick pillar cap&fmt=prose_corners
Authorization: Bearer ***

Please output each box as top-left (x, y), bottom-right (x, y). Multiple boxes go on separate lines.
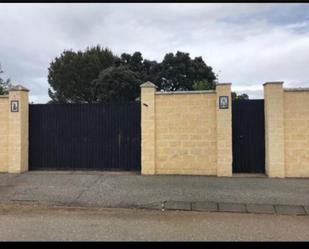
top-left (9, 85), bottom-right (29, 92)
top-left (263, 81), bottom-right (284, 86)
top-left (140, 81), bottom-right (157, 88)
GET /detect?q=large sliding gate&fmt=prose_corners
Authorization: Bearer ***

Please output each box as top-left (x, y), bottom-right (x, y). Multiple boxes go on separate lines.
top-left (232, 100), bottom-right (265, 173)
top-left (29, 103), bottom-right (141, 171)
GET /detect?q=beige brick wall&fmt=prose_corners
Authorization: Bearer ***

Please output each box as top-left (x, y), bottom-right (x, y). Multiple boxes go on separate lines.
top-left (141, 82), bottom-right (156, 175)
top-left (155, 92), bottom-right (217, 175)
top-left (216, 84), bottom-right (232, 177)
top-left (8, 87), bottom-right (29, 173)
top-left (0, 86), bottom-right (29, 174)
top-left (284, 90), bottom-right (309, 177)
top-left (264, 83), bottom-right (309, 178)
top-left (264, 82), bottom-right (285, 177)
top-left (0, 96), bottom-right (9, 172)
top-left (140, 82), bottom-right (232, 176)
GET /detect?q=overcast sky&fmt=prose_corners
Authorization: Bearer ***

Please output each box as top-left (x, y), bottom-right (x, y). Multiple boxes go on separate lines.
top-left (1, 3), bottom-right (309, 103)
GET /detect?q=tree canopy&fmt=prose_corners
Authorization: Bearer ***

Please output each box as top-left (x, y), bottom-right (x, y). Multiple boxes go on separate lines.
top-left (192, 80), bottom-right (215, 91)
top-left (152, 52), bottom-right (216, 91)
top-left (47, 46), bottom-right (218, 103)
top-left (231, 92), bottom-right (249, 100)
top-left (48, 46), bottom-right (115, 103)
top-left (0, 64), bottom-right (11, 95)
top-left (91, 66), bottom-right (141, 103)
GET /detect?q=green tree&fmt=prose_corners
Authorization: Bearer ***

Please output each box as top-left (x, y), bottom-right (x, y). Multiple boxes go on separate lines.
top-left (192, 82), bottom-right (250, 99)
top-left (118, 51), bottom-right (158, 82)
top-left (116, 50), bottom-right (217, 91)
top-left (232, 92), bottom-right (249, 100)
top-left (47, 47), bottom-right (218, 103)
top-left (91, 66), bottom-right (141, 103)
top-left (192, 80), bottom-right (215, 91)
top-left (152, 51), bottom-right (217, 91)
top-left (48, 46), bottom-right (116, 103)
top-left (0, 64), bottom-right (11, 95)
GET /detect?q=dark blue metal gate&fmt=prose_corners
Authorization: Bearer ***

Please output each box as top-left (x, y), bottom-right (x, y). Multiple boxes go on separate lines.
top-left (29, 103), bottom-right (141, 171)
top-left (232, 100), bottom-right (265, 173)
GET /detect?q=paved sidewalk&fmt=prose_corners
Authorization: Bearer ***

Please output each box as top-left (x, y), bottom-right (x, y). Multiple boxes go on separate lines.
top-left (0, 171), bottom-right (309, 215)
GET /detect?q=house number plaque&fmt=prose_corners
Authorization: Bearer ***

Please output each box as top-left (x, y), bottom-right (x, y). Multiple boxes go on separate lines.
top-left (11, 100), bottom-right (19, 112)
top-left (219, 96), bottom-right (229, 109)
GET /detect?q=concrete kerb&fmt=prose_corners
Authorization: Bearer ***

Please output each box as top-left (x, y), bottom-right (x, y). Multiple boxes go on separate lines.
top-left (218, 202), bottom-right (247, 213)
top-left (164, 201), bottom-right (192, 211)
top-left (0, 199), bottom-right (308, 216)
top-left (304, 206), bottom-right (309, 215)
top-left (274, 205), bottom-right (306, 215)
top-left (157, 200), bottom-right (309, 216)
top-left (191, 201), bottom-right (218, 212)
top-left (246, 203), bottom-right (275, 214)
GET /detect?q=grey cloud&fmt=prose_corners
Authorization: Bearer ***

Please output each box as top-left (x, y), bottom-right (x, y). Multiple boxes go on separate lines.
top-left (0, 3), bottom-right (309, 103)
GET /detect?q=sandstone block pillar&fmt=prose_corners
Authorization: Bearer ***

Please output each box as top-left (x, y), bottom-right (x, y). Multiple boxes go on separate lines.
top-left (216, 83), bottom-right (232, 177)
top-left (8, 85), bottom-right (29, 173)
top-left (263, 82), bottom-right (285, 178)
top-left (140, 81), bottom-right (157, 175)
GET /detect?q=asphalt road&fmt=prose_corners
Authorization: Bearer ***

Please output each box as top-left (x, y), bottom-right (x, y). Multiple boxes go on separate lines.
top-left (0, 205), bottom-right (308, 241)
top-left (0, 171), bottom-right (309, 208)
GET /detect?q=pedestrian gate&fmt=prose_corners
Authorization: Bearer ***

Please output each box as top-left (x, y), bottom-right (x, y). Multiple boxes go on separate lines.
top-left (232, 100), bottom-right (265, 173)
top-left (29, 103), bottom-right (141, 171)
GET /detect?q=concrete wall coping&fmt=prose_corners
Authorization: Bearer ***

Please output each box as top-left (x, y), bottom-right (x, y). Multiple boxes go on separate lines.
top-left (140, 81), bottom-right (157, 88)
top-left (263, 81), bottom-right (284, 86)
top-left (9, 85), bottom-right (29, 92)
top-left (216, 83), bottom-right (232, 86)
top-left (284, 88), bottom-right (309, 92)
top-left (0, 95), bottom-right (9, 98)
top-left (155, 90), bottom-right (216, 95)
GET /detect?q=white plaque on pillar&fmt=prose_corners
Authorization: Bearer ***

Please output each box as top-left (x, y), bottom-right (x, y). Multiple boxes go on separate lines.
top-left (219, 96), bottom-right (229, 109)
top-left (11, 100), bottom-right (19, 112)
